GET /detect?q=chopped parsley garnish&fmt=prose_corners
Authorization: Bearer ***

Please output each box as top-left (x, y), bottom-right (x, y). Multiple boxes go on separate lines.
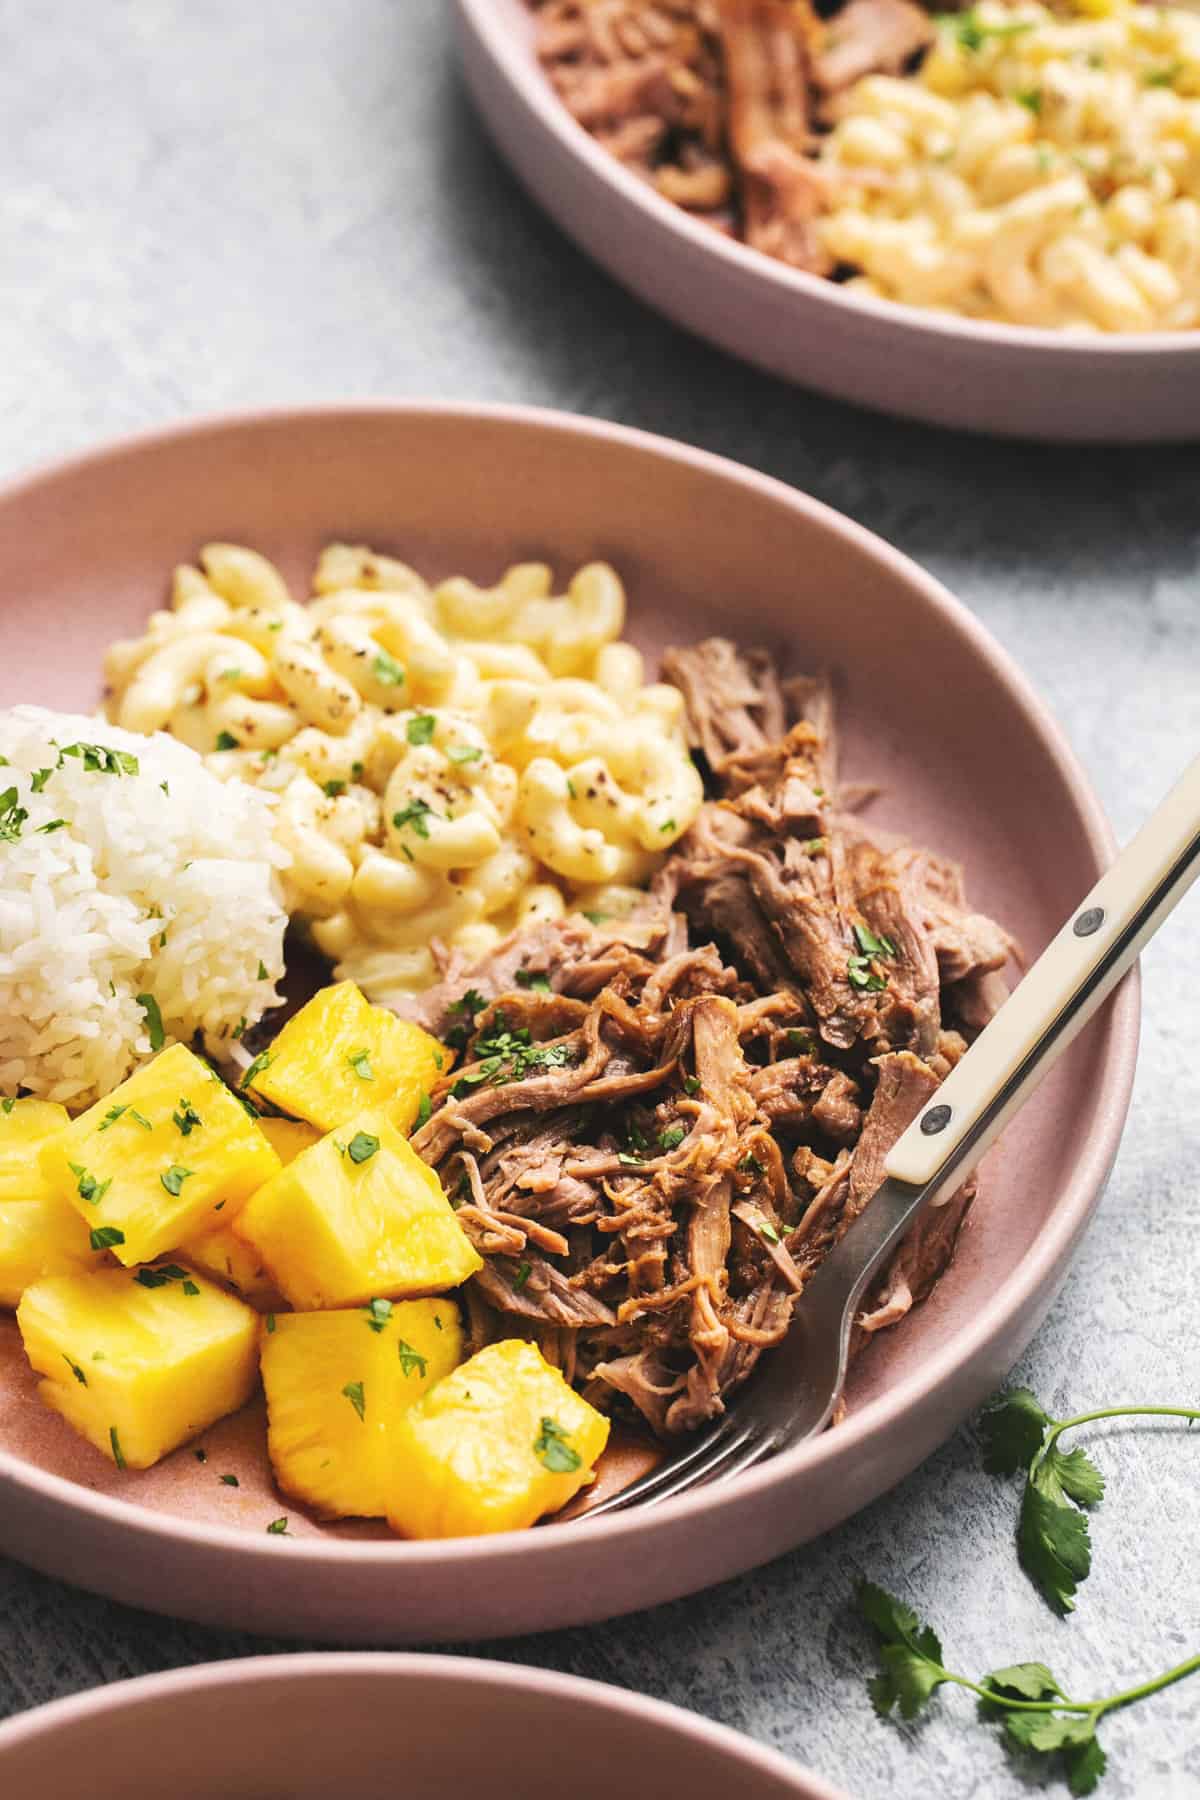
top-left (346, 1131), bottom-right (379, 1164)
top-left (159, 1164), bottom-right (193, 1197)
top-left (683, 1076), bottom-right (701, 1095)
top-left (265, 1313), bottom-right (276, 1333)
top-left (351, 760), bottom-right (364, 778)
top-left (365, 1297), bottom-right (393, 1332)
top-left (342, 1380), bottom-right (367, 1421)
top-left (0, 788), bottom-right (28, 842)
top-left (98, 1105), bottom-right (127, 1131)
top-left (137, 992), bottom-right (165, 1052)
top-left (372, 650), bottom-right (405, 687)
top-left (738, 1153), bottom-right (766, 1178)
top-left (1016, 87), bottom-right (1042, 113)
top-left (937, 8), bottom-right (1033, 51)
top-left (90, 1224), bottom-right (124, 1251)
top-left (1144, 61), bottom-right (1182, 86)
top-left (447, 744), bottom-right (482, 765)
top-left (30, 767), bottom-right (53, 792)
top-left (406, 713), bottom-right (436, 746)
top-left (109, 1426), bottom-right (127, 1469)
top-left (533, 1415), bottom-right (582, 1474)
top-left (415, 1090), bottom-right (432, 1127)
top-left (392, 796), bottom-right (436, 838)
top-left (787, 1029), bottom-right (817, 1056)
top-left (240, 1049), bottom-right (274, 1092)
top-left (1, 1097), bottom-right (14, 1115)
top-left (514, 969), bottom-right (552, 992)
top-left (62, 1354), bottom-right (88, 1386)
top-left (58, 741), bottom-right (139, 776)
top-left (582, 909), bottom-right (609, 925)
top-left (445, 987), bottom-right (486, 1051)
top-left (232, 1016), bottom-right (247, 1040)
top-left (172, 1097), bottom-right (203, 1135)
top-left (758, 1219), bottom-right (781, 1246)
top-left (183, 1278), bottom-right (200, 1296)
top-left (513, 1261), bottom-right (532, 1292)
top-left (853, 922), bottom-right (897, 959)
top-left (266, 1516), bottom-right (290, 1534)
top-left (322, 778), bottom-right (347, 798)
top-left (195, 1448), bottom-right (207, 1462)
top-left (257, 960), bottom-right (269, 980)
top-left (133, 1263), bottom-right (192, 1289)
top-left (848, 955), bottom-right (888, 993)
top-left (616, 1151), bottom-right (642, 1166)
top-left (37, 818), bottom-right (68, 834)
top-left (214, 730), bottom-right (239, 751)
top-left (457, 1013), bottom-right (576, 1093)
top-left (396, 1340), bottom-right (428, 1379)
top-left (659, 818), bottom-right (677, 834)
top-left (220, 1473), bottom-right (239, 1486)
top-left (69, 1162), bottom-right (111, 1204)
top-left (347, 1048), bottom-right (375, 1081)
top-left (658, 1124), bottom-right (686, 1151)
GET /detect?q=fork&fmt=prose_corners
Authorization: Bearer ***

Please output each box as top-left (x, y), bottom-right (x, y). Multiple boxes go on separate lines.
top-left (583, 753), bottom-right (1200, 1518)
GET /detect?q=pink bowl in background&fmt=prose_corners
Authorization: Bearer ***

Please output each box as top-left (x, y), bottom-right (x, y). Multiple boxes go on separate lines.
top-left (454, 0), bottom-right (1200, 444)
top-left (0, 1654), bottom-right (849, 1799)
top-left (0, 404), bottom-right (1138, 1641)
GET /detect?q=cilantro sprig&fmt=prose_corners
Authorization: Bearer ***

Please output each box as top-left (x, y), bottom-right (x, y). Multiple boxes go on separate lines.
top-left (981, 1387), bottom-right (1200, 1614)
top-left (860, 1581), bottom-right (1200, 1796)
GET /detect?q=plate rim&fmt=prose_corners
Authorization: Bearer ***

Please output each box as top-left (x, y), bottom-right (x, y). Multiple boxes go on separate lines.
top-left (0, 400), bottom-right (1140, 1588)
top-left (0, 1651), bottom-right (849, 1796)
top-left (454, 0), bottom-right (1200, 362)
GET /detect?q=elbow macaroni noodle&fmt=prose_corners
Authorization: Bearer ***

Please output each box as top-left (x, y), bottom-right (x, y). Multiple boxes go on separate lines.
top-left (104, 544), bottom-right (703, 997)
top-left (816, 0), bottom-right (1200, 330)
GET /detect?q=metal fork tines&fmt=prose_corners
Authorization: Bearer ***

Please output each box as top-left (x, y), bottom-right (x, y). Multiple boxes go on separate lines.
top-left (584, 1415), bottom-right (776, 1519)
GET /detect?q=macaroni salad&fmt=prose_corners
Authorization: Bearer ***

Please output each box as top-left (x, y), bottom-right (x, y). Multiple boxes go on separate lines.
top-left (103, 544), bottom-right (703, 997)
top-left (817, 0), bottom-right (1200, 329)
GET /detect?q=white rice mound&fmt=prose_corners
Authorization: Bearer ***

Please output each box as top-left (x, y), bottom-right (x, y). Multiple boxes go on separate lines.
top-left (0, 706), bottom-right (289, 1110)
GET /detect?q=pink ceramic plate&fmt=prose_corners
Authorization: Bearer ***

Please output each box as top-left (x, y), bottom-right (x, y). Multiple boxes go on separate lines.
top-left (0, 1654), bottom-right (848, 1799)
top-left (0, 404), bottom-right (1137, 1641)
top-left (454, 0), bottom-right (1200, 444)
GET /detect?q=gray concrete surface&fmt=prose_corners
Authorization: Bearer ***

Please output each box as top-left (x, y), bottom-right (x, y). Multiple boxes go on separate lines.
top-left (1, 2), bottom-right (1198, 1794)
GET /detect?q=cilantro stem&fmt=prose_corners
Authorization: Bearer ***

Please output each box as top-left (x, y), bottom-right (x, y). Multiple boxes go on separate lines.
top-left (1033, 1403), bottom-right (1200, 1488)
top-left (942, 1651), bottom-right (1200, 1719)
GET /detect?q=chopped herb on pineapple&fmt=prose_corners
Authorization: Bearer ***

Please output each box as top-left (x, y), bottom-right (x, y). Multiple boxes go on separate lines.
top-left (346, 1131), bottom-right (379, 1164)
top-left (240, 1049), bottom-right (274, 1092)
top-left (533, 1415), bottom-right (582, 1474)
top-left (347, 1049), bottom-right (375, 1081)
top-left (109, 1425), bottom-right (127, 1469)
top-left (365, 1297), bottom-right (393, 1332)
top-left (1, 1098), bottom-right (14, 1115)
top-left (159, 1164), bottom-right (193, 1197)
top-left (133, 1263), bottom-right (192, 1289)
top-left (341, 1380), bottom-right (367, 1421)
top-left (98, 1105), bottom-right (127, 1131)
top-left (396, 1340), bottom-right (428, 1379)
top-left (136, 992), bottom-right (165, 1052)
top-left (265, 1312), bottom-right (276, 1333)
top-left (172, 1097), bottom-right (203, 1135)
top-left (69, 1162), bottom-right (111, 1204)
top-left (62, 1354), bottom-right (88, 1386)
top-left (90, 1225), bottom-right (125, 1250)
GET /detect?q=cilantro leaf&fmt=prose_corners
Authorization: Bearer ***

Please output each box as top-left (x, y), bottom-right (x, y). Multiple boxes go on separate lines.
top-left (980, 1387), bottom-right (1052, 1474)
top-left (342, 1380), bottom-right (366, 1421)
top-left (1019, 1479), bottom-right (1092, 1615)
top-left (1066, 1735), bottom-right (1107, 1796)
top-left (1042, 1443), bottom-right (1106, 1510)
top-left (533, 1415), bottom-right (582, 1474)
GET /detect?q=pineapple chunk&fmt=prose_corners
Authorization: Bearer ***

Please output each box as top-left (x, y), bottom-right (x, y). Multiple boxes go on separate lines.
top-left (0, 1193), bottom-right (107, 1308)
top-left (17, 1266), bottom-right (259, 1469)
top-left (262, 1297), bottom-right (463, 1518)
top-left (0, 1097), bottom-right (103, 1306)
top-left (245, 981), bottom-right (447, 1132)
top-left (182, 1225), bottom-right (285, 1310)
top-left (386, 1339), bottom-right (610, 1538)
top-left (0, 1099), bottom-right (70, 1202)
top-left (234, 1109), bottom-right (482, 1308)
top-left (40, 1043), bottom-right (281, 1267)
top-left (257, 1115), bottom-right (321, 1165)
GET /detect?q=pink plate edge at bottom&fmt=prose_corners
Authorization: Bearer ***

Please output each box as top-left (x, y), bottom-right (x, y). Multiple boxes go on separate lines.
top-left (0, 403), bottom-right (1140, 1643)
top-left (0, 1654), bottom-right (850, 1800)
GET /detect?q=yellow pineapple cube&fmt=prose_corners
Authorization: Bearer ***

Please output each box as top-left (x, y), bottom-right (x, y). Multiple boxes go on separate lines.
top-left (40, 1043), bottom-right (281, 1268)
top-left (0, 1097), bottom-right (104, 1306)
top-left (257, 1115), bottom-right (321, 1165)
top-left (17, 1266), bottom-right (259, 1469)
top-left (262, 1297), bottom-right (463, 1518)
top-left (181, 1225), bottom-right (285, 1310)
top-left (386, 1339), bottom-right (610, 1538)
top-left (244, 981), bottom-right (447, 1132)
top-left (234, 1109), bottom-right (482, 1309)
top-left (0, 1099), bottom-right (70, 1202)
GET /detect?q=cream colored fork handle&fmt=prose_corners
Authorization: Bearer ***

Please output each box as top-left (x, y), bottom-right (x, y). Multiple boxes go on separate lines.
top-left (885, 753), bottom-right (1200, 1191)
